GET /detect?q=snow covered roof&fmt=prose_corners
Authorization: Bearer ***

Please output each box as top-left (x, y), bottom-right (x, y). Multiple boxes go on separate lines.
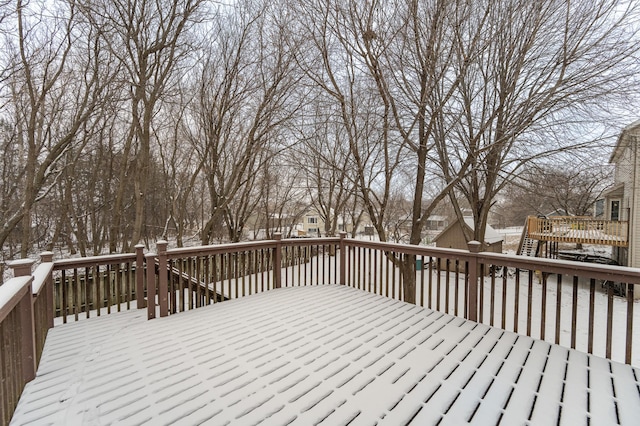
top-left (12, 285), bottom-right (640, 425)
top-left (461, 217), bottom-right (504, 244)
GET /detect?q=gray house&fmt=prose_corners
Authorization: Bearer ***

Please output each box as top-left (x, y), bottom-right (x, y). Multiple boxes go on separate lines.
top-left (605, 120), bottom-right (640, 269)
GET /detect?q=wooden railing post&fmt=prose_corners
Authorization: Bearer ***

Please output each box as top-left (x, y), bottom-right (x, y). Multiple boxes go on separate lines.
top-left (467, 241), bottom-right (481, 322)
top-left (146, 252), bottom-right (157, 320)
top-left (273, 233), bottom-right (282, 288)
top-left (135, 244), bottom-right (146, 309)
top-left (339, 232), bottom-right (347, 285)
top-left (9, 259), bottom-right (35, 278)
top-left (8, 259), bottom-right (37, 382)
top-left (40, 251), bottom-right (55, 329)
top-left (157, 241), bottom-right (169, 317)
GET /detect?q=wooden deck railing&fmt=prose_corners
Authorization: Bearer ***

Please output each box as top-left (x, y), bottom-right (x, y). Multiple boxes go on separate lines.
top-left (146, 235), bottom-right (640, 365)
top-left (0, 255), bottom-right (51, 426)
top-left (527, 215), bottom-right (629, 247)
top-left (149, 235), bottom-right (341, 318)
top-left (2, 234), bottom-right (640, 424)
top-left (51, 245), bottom-right (146, 323)
top-left (0, 275), bottom-right (35, 426)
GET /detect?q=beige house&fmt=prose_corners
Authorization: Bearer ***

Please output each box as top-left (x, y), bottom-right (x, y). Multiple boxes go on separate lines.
top-left (606, 120), bottom-right (640, 268)
top-left (299, 209), bottom-right (324, 236)
top-left (298, 207), bottom-right (346, 236)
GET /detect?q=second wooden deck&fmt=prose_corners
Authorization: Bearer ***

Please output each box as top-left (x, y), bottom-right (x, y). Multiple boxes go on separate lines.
top-left (527, 216), bottom-right (628, 247)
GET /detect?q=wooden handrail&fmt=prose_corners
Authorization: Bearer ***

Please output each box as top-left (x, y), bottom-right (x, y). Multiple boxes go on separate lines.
top-left (0, 275), bottom-right (36, 425)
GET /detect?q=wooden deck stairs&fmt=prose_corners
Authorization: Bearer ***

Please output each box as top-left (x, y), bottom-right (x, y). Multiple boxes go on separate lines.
top-left (517, 220), bottom-right (540, 257)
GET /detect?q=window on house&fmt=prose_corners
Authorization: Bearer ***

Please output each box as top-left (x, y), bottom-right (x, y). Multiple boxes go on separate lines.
top-left (611, 200), bottom-right (620, 221)
top-left (308, 217), bottom-right (318, 224)
top-left (595, 199), bottom-right (604, 217)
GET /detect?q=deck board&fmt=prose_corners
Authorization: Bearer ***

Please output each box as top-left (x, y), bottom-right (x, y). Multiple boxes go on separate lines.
top-left (11, 285), bottom-right (640, 425)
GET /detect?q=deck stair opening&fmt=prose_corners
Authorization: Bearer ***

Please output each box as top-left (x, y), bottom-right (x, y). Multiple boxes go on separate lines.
top-left (517, 219), bottom-right (540, 257)
top-left (519, 235), bottom-right (540, 257)
top-left (164, 262), bottom-right (228, 303)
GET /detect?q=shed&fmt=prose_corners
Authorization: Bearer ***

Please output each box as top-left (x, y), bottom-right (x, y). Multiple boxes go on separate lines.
top-left (433, 216), bottom-right (504, 253)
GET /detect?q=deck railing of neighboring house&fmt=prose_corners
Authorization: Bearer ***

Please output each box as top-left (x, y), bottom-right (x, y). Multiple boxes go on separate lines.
top-left (2, 234), bottom-right (640, 425)
top-left (527, 215), bottom-right (629, 247)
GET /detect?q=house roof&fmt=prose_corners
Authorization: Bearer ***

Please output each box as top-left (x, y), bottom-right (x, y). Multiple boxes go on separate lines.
top-left (12, 285), bottom-right (639, 425)
top-left (432, 216), bottom-right (504, 245)
top-left (610, 119), bottom-right (640, 164)
top-left (601, 182), bottom-right (625, 198)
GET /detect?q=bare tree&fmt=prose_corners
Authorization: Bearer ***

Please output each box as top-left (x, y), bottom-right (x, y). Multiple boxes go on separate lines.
top-left (0, 0), bottom-right (113, 255)
top-left (154, 90), bottom-right (204, 247)
top-left (189, 1), bottom-right (301, 244)
top-left (501, 160), bottom-right (612, 225)
top-left (80, 0), bottom-right (206, 251)
top-left (448, 0), bottom-right (640, 247)
top-left (297, 102), bottom-right (358, 237)
top-left (293, 0), bottom-right (478, 303)
top-left (254, 160), bottom-right (307, 239)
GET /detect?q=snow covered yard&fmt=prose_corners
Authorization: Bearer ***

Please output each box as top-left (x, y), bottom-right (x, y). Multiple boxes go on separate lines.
top-left (11, 285), bottom-right (640, 425)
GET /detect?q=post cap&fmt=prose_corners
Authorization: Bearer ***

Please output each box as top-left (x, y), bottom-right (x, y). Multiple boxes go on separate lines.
top-left (467, 241), bottom-right (482, 253)
top-left (40, 251), bottom-right (54, 262)
top-left (7, 258), bottom-right (36, 276)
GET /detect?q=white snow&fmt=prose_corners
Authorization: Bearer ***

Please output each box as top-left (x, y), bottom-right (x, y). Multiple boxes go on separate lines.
top-left (31, 262), bottom-right (53, 296)
top-left (10, 285), bottom-right (640, 425)
top-left (0, 276), bottom-right (31, 312)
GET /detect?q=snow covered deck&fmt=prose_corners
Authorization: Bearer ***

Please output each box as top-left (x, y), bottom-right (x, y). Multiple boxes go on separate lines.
top-left (11, 285), bottom-right (640, 425)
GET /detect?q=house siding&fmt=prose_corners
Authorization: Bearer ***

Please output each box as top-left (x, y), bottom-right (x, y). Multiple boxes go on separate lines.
top-left (632, 142), bottom-right (640, 268)
top-left (610, 124), bottom-right (640, 268)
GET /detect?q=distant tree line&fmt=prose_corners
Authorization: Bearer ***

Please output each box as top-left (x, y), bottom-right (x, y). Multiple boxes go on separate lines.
top-left (1, 0), bottom-right (638, 288)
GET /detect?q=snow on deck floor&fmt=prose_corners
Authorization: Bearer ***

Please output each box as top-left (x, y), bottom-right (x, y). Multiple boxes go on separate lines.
top-left (11, 285), bottom-right (640, 426)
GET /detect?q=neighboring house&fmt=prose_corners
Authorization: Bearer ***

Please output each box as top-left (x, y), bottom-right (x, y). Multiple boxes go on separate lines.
top-left (298, 206), bottom-right (341, 236)
top-left (425, 215), bottom-right (448, 231)
top-left (605, 120), bottom-right (640, 268)
top-left (302, 210), bottom-right (323, 236)
top-left (433, 216), bottom-right (504, 253)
